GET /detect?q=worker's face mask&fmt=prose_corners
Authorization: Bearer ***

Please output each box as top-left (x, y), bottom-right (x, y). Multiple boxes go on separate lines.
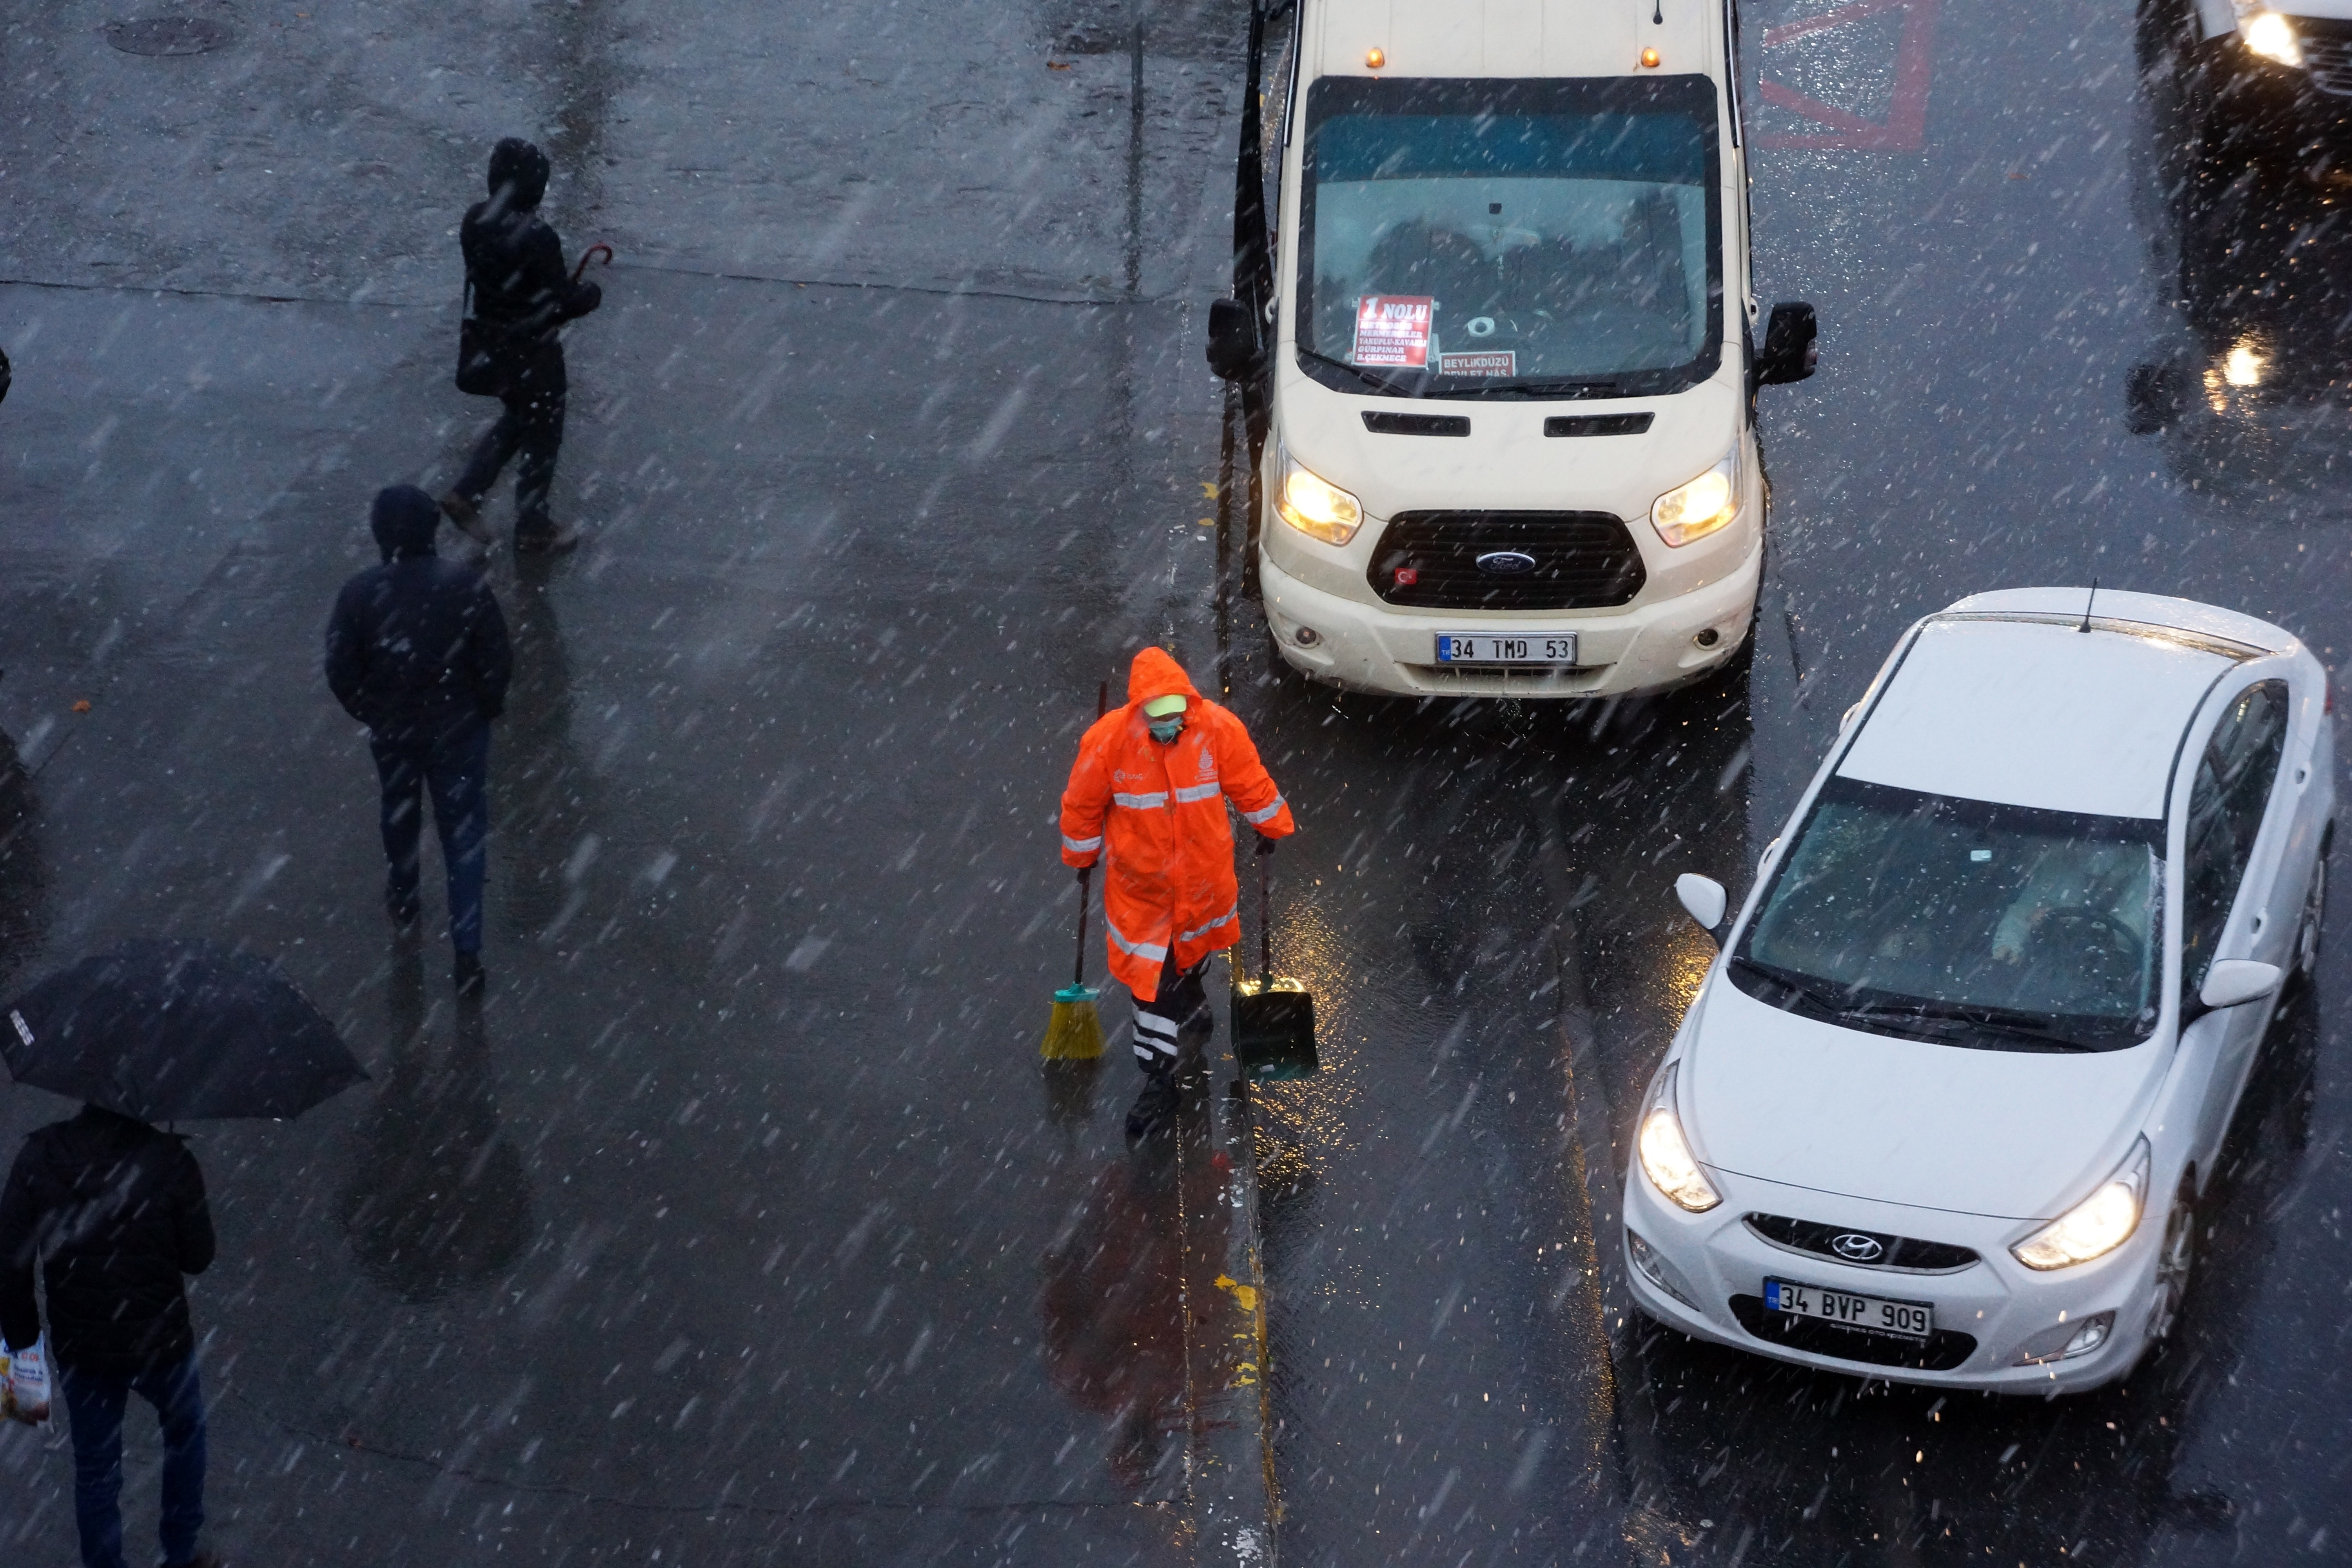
top-left (1148, 714), bottom-right (1186, 744)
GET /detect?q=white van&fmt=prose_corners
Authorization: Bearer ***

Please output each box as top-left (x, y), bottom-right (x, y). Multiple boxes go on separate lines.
top-left (1209, 0), bottom-right (1817, 699)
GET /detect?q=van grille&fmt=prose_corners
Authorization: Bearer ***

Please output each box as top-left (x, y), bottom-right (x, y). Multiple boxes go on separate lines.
top-left (1369, 512), bottom-right (1646, 611)
top-left (2307, 22), bottom-right (2352, 98)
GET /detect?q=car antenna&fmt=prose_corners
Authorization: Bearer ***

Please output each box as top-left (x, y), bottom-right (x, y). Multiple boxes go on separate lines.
top-left (2078, 578), bottom-right (2098, 633)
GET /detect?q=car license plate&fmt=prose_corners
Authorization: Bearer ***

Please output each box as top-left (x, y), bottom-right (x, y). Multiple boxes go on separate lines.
top-left (1433, 633), bottom-right (1578, 666)
top-left (1763, 1278), bottom-right (1933, 1340)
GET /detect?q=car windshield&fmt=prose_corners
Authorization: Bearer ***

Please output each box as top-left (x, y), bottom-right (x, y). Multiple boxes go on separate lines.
top-left (1729, 777), bottom-right (2167, 1052)
top-left (1295, 74), bottom-right (1722, 400)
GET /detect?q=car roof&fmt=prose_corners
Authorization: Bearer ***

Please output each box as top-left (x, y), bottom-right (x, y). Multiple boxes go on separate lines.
top-left (1837, 615), bottom-right (2242, 820)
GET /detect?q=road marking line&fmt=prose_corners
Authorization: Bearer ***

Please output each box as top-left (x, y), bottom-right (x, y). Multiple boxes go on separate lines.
top-left (1754, 0), bottom-right (1940, 152)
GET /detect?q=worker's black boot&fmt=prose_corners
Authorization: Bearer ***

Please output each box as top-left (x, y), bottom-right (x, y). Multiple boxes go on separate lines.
top-left (1125, 1071), bottom-right (1180, 1141)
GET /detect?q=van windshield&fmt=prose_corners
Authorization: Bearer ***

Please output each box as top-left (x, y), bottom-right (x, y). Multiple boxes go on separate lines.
top-left (1296, 75), bottom-right (1723, 400)
top-left (1729, 777), bottom-right (2168, 1053)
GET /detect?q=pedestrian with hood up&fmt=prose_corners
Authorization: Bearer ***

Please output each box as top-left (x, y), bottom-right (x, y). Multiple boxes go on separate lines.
top-left (1058, 648), bottom-right (1296, 1137)
top-left (0, 1105), bottom-right (219, 1568)
top-left (326, 484), bottom-right (513, 993)
top-left (441, 136), bottom-right (603, 555)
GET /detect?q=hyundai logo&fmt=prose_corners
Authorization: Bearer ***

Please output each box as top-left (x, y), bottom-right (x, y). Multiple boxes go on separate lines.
top-left (1475, 550), bottom-right (1538, 575)
top-left (1829, 1232), bottom-right (1886, 1263)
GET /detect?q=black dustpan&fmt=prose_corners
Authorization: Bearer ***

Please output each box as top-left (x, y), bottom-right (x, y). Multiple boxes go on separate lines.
top-left (1232, 848), bottom-right (1318, 1081)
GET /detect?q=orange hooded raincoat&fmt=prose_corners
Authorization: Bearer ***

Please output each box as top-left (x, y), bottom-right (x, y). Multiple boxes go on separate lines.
top-left (1060, 648), bottom-right (1296, 996)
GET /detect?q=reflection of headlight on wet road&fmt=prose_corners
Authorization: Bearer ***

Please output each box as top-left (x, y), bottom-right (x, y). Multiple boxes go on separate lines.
top-left (2222, 340), bottom-right (2266, 388)
top-left (2239, 9), bottom-right (2303, 65)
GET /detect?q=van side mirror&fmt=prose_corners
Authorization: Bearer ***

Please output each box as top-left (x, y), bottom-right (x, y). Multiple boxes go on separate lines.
top-left (1757, 302), bottom-right (1818, 387)
top-left (1207, 298), bottom-right (1260, 382)
top-left (2197, 959), bottom-right (2281, 1013)
top-left (1675, 873), bottom-right (1728, 933)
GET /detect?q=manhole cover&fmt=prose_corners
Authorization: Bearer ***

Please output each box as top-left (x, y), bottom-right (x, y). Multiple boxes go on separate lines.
top-left (103, 18), bottom-right (234, 56)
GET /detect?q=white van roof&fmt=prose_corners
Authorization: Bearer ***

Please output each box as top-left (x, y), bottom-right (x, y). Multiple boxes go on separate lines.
top-left (1309, 0), bottom-right (1717, 82)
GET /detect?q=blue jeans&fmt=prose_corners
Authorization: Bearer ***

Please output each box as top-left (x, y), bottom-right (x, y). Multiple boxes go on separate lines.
top-left (372, 719), bottom-right (491, 953)
top-left (60, 1356), bottom-right (207, 1568)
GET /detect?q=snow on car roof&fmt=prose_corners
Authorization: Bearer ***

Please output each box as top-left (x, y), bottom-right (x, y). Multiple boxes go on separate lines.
top-left (1836, 615), bottom-right (2238, 820)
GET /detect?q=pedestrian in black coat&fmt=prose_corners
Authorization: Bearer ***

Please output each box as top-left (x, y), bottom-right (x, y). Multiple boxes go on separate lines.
top-left (326, 484), bottom-right (513, 991)
top-left (442, 137), bottom-right (603, 555)
top-left (0, 1105), bottom-right (218, 1568)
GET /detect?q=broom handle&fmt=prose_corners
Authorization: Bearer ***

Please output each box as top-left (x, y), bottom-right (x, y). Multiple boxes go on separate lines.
top-left (1070, 677), bottom-right (1109, 989)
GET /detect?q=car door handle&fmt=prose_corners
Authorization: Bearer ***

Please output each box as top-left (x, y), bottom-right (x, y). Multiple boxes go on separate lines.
top-left (2251, 911), bottom-right (2268, 937)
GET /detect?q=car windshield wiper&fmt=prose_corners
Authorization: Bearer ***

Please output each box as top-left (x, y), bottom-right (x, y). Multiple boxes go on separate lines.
top-left (1735, 959), bottom-right (2105, 1052)
top-left (1296, 349), bottom-right (1425, 396)
top-left (1730, 957), bottom-right (1858, 1018)
top-left (1881, 1008), bottom-right (2102, 1053)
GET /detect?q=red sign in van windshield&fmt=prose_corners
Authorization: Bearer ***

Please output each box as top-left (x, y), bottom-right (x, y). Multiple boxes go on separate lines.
top-left (1352, 296), bottom-right (1432, 367)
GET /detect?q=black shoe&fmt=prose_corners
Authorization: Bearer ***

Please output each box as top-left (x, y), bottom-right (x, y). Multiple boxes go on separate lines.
top-left (1125, 1076), bottom-right (1179, 1140)
top-left (514, 523), bottom-right (582, 555)
top-left (453, 951), bottom-right (486, 995)
top-left (385, 887), bottom-right (421, 930)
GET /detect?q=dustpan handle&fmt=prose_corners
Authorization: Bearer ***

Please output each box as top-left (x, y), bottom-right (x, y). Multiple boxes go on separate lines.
top-left (1258, 848), bottom-right (1273, 985)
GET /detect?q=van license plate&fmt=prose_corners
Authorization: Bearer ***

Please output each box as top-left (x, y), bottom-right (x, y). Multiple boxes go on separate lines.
top-left (1434, 634), bottom-right (1577, 666)
top-left (1764, 1278), bottom-right (1933, 1340)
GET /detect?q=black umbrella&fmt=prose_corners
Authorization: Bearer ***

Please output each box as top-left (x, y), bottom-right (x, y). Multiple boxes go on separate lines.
top-left (3, 939), bottom-right (367, 1120)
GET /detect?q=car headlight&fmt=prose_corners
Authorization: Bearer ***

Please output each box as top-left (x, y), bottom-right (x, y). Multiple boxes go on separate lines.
top-left (1650, 450), bottom-right (1742, 548)
top-left (1274, 445), bottom-right (1365, 546)
top-left (1637, 1062), bottom-right (1721, 1212)
top-left (2236, 3), bottom-right (2303, 64)
top-left (2011, 1137), bottom-right (2151, 1270)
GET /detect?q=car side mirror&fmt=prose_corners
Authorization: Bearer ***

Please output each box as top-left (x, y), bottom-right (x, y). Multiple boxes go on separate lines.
top-left (1757, 302), bottom-right (1818, 387)
top-left (2197, 959), bottom-right (2281, 1013)
top-left (1675, 873), bottom-right (1728, 933)
top-left (1206, 298), bottom-right (1260, 382)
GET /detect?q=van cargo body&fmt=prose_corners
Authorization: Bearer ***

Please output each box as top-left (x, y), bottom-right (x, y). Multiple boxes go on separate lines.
top-left (1220, 0), bottom-right (1817, 699)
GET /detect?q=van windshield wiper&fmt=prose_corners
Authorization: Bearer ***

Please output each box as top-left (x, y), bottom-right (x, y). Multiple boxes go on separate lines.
top-left (1497, 376), bottom-right (1626, 398)
top-left (1296, 348), bottom-right (1426, 396)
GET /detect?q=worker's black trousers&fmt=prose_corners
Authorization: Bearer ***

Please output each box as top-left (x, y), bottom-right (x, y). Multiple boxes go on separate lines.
top-left (1132, 953), bottom-right (1210, 1076)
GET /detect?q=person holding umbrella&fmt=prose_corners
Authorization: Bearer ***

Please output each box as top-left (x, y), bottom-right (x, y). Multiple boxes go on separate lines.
top-left (440, 136), bottom-right (604, 555)
top-left (0, 1107), bottom-right (217, 1568)
top-left (1058, 648), bottom-right (1295, 1138)
top-left (0, 939), bottom-right (365, 1568)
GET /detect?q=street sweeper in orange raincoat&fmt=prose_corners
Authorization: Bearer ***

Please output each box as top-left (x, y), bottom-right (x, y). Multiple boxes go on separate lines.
top-left (1060, 647), bottom-right (1295, 1136)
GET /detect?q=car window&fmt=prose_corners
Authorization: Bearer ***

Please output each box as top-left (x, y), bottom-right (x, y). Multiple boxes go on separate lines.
top-left (1729, 776), bottom-right (2165, 1052)
top-left (2181, 679), bottom-right (2290, 994)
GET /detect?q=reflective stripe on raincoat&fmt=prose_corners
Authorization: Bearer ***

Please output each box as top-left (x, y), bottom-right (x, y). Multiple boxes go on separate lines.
top-left (1059, 648), bottom-right (1297, 996)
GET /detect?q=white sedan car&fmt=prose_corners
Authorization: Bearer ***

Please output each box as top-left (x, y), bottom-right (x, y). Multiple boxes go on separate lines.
top-left (1624, 588), bottom-right (2334, 1391)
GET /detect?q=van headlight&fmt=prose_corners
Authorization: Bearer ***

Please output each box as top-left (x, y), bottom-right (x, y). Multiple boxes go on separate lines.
top-left (1275, 445), bottom-right (1365, 546)
top-left (2011, 1138), bottom-right (2150, 1270)
top-left (1650, 450), bottom-right (1742, 548)
top-left (2236, 4), bottom-right (2303, 64)
top-left (1637, 1062), bottom-right (1721, 1212)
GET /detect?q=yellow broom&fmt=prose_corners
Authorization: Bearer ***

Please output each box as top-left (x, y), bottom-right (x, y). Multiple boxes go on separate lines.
top-left (1041, 866), bottom-right (1105, 1059)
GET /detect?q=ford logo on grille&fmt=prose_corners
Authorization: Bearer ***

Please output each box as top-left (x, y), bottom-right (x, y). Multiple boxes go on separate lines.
top-left (1829, 1232), bottom-right (1886, 1263)
top-left (1475, 550), bottom-right (1538, 575)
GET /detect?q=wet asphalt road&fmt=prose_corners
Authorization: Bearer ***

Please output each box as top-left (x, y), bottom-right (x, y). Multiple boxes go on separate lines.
top-left (1, 0), bottom-right (2349, 1564)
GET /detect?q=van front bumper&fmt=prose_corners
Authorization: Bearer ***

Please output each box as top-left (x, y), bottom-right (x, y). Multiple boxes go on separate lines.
top-left (1258, 537), bottom-right (1761, 699)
